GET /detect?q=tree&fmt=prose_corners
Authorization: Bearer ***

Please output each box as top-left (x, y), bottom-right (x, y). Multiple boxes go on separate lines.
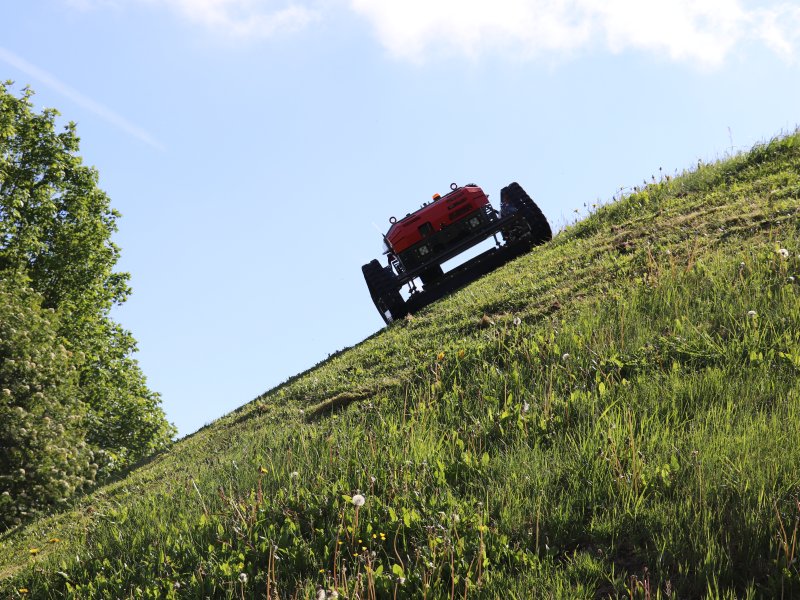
top-left (0, 82), bottom-right (128, 323)
top-left (0, 279), bottom-right (93, 529)
top-left (0, 82), bottom-right (174, 491)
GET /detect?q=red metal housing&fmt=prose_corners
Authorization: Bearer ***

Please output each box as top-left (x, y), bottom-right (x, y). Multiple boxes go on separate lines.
top-left (385, 185), bottom-right (490, 254)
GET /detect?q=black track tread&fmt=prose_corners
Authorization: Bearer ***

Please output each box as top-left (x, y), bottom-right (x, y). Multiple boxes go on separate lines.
top-left (501, 182), bottom-right (553, 246)
top-left (419, 264), bottom-right (444, 286)
top-left (362, 259), bottom-right (406, 324)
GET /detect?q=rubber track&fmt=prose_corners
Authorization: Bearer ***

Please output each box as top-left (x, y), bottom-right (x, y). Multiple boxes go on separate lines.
top-left (362, 259), bottom-right (406, 323)
top-left (501, 182), bottom-right (553, 245)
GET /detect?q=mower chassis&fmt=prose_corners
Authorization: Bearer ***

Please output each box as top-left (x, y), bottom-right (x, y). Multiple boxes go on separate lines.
top-left (392, 210), bottom-right (528, 287)
top-left (363, 182), bottom-right (551, 324)
top-left (403, 232), bottom-right (530, 315)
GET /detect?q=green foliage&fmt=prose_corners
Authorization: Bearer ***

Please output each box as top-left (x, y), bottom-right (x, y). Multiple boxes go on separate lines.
top-left (0, 83), bottom-right (128, 315)
top-left (0, 82), bottom-right (174, 511)
top-left (79, 320), bottom-right (175, 473)
top-left (0, 279), bottom-right (93, 530)
top-left (1, 131), bottom-right (799, 597)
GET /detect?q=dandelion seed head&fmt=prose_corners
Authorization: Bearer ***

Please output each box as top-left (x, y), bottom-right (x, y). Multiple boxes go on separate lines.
top-left (290, 471), bottom-right (299, 479)
top-left (779, 248), bottom-right (790, 259)
top-left (352, 494), bottom-right (365, 507)
top-left (562, 353), bottom-right (570, 361)
top-left (747, 310), bottom-right (757, 318)
top-left (513, 317), bottom-right (521, 326)
top-left (238, 572), bottom-right (248, 584)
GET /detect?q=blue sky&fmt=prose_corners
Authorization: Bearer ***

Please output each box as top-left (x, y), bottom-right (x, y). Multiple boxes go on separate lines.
top-left (2, 0), bottom-right (799, 436)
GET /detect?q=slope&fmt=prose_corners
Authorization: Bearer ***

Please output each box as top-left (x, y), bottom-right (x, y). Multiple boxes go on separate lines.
top-left (1, 133), bottom-right (800, 599)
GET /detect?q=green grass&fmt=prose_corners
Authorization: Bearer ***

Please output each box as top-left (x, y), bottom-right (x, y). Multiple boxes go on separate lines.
top-left (2, 132), bottom-right (800, 599)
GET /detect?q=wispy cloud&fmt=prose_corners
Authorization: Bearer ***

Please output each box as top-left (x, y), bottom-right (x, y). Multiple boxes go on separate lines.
top-left (0, 46), bottom-right (164, 150)
top-left (68, 0), bottom-right (321, 38)
top-left (348, 0), bottom-right (800, 66)
top-left (163, 0), bottom-right (321, 38)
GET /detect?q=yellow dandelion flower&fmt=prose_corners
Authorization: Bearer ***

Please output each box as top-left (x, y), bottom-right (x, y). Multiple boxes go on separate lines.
top-left (18, 589), bottom-right (29, 594)
top-left (48, 538), bottom-right (60, 544)
top-left (458, 349), bottom-right (465, 358)
top-left (28, 548), bottom-right (39, 555)
top-left (437, 352), bottom-right (445, 361)
top-left (372, 533), bottom-right (377, 539)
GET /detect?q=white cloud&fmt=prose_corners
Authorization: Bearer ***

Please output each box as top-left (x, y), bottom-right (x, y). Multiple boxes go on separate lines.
top-left (67, 0), bottom-right (321, 38)
top-left (63, 0), bottom-right (800, 64)
top-left (753, 4), bottom-right (800, 59)
top-left (64, 0), bottom-right (121, 8)
top-left (349, 0), bottom-right (800, 66)
top-left (159, 0), bottom-right (321, 38)
top-left (0, 46), bottom-right (164, 150)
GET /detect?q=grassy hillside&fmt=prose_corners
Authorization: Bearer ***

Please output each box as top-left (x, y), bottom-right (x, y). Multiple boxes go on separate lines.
top-left (2, 133), bottom-right (800, 599)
